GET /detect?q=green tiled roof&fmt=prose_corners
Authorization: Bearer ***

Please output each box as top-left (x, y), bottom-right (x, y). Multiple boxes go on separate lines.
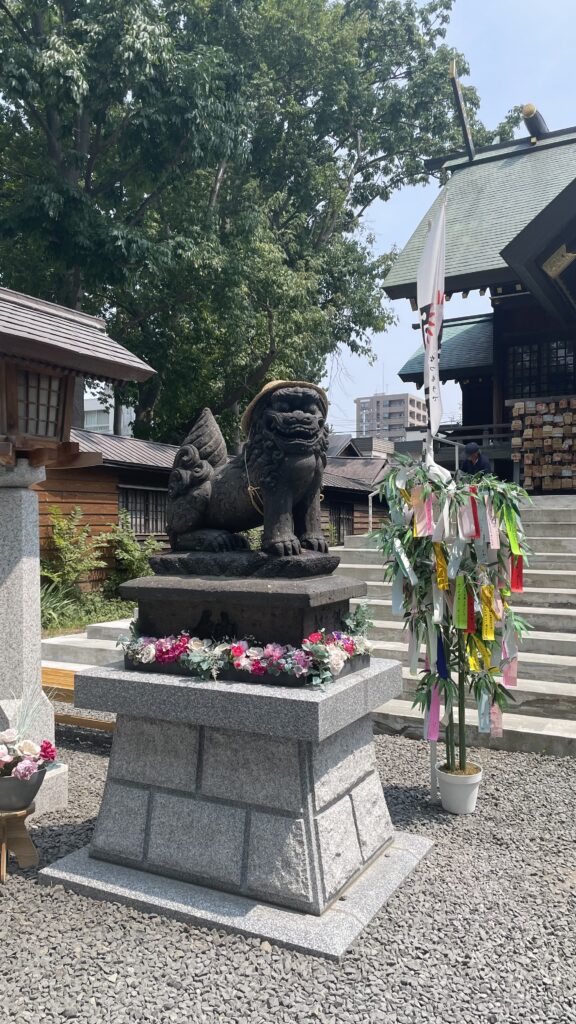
top-left (399, 315), bottom-right (493, 383)
top-left (384, 132), bottom-right (576, 298)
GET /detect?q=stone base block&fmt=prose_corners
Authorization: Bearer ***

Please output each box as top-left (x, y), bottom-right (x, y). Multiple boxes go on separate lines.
top-left (39, 832), bottom-right (433, 959)
top-left (119, 574), bottom-right (366, 647)
top-left (29, 763), bottom-right (68, 818)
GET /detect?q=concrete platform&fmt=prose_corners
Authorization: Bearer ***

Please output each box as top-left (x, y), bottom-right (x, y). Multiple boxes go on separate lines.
top-left (39, 832), bottom-right (432, 960)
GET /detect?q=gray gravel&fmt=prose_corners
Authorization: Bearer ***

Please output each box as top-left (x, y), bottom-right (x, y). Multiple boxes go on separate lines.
top-left (1, 728), bottom-right (575, 1024)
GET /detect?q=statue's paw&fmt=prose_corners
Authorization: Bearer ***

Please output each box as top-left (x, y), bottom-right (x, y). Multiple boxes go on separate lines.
top-left (263, 535), bottom-right (302, 557)
top-left (300, 534), bottom-right (329, 554)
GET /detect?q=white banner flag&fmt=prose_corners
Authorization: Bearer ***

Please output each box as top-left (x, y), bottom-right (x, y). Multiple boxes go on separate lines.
top-left (417, 195), bottom-right (446, 436)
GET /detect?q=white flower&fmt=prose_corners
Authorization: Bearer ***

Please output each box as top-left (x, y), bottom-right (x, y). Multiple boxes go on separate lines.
top-left (327, 648), bottom-right (348, 676)
top-left (246, 647), bottom-right (264, 659)
top-left (0, 728), bottom-right (17, 744)
top-left (187, 637), bottom-right (205, 652)
top-left (16, 739), bottom-right (40, 757)
top-left (212, 643), bottom-right (230, 655)
top-left (140, 644), bottom-right (156, 664)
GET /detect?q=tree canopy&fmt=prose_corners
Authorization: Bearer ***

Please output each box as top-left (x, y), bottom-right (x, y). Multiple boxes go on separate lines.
top-left (0, 0), bottom-right (517, 441)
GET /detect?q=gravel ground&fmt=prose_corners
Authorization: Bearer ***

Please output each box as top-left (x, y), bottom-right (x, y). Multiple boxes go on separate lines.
top-left (1, 728), bottom-right (575, 1024)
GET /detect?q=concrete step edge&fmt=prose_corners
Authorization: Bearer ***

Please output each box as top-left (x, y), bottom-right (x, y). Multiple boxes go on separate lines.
top-left (374, 699), bottom-right (576, 740)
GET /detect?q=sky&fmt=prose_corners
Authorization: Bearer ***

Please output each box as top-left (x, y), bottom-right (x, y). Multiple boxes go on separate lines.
top-left (324, 0), bottom-right (576, 435)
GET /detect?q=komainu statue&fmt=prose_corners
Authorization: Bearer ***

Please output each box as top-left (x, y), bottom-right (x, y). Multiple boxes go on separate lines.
top-left (166, 381), bottom-right (330, 556)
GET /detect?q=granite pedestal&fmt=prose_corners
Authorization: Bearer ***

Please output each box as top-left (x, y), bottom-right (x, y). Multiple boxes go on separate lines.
top-left (0, 461), bottom-right (67, 815)
top-left (40, 659), bottom-right (433, 955)
top-left (119, 574), bottom-right (366, 647)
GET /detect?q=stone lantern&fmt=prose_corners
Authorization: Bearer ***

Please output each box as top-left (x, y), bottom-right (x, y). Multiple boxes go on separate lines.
top-left (0, 287), bottom-right (154, 814)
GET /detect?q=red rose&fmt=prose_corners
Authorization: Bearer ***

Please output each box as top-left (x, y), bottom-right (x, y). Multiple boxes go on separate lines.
top-left (306, 632), bottom-right (323, 644)
top-left (230, 644), bottom-right (246, 658)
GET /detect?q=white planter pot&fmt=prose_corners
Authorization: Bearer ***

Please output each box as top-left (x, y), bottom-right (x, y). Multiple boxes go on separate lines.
top-left (436, 763), bottom-right (483, 815)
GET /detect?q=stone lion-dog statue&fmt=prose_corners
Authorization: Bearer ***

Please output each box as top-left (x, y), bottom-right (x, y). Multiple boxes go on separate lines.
top-left (166, 380), bottom-right (330, 556)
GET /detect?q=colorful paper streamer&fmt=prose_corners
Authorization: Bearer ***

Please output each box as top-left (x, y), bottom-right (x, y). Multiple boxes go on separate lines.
top-left (490, 703), bottom-right (503, 738)
top-left (503, 506), bottom-right (521, 557)
top-left (481, 585), bottom-right (495, 641)
top-left (477, 692), bottom-right (490, 733)
top-left (433, 542), bottom-right (449, 590)
top-left (454, 576), bottom-right (469, 630)
top-left (510, 555), bottom-right (523, 593)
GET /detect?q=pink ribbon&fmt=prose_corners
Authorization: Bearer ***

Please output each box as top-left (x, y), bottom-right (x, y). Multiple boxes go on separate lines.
top-left (490, 704), bottom-right (503, 737)
top-left (503, 657), bottom-right (518, 688)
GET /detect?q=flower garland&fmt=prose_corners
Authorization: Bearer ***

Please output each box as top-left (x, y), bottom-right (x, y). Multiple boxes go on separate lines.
top-left (119, 627), bottom-right (371, 688)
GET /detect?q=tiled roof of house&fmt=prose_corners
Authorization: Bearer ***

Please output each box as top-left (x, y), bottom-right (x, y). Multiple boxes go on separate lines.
top-left (71, 429), bottom-right (177, 469)
top-left (384, 130), bottom-right (576, 298)
top-left (72, 431), bottom-right (389, 492)
top-left (398, 314), bottom-right (493, 383)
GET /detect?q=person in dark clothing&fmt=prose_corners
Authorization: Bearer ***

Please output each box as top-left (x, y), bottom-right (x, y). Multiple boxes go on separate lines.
top-left (460, 441), bottom-right (492, 476)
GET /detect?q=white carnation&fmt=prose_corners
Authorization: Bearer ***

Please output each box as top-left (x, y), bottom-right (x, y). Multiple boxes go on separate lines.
top-left (140, 644), bottom-right (157, 664)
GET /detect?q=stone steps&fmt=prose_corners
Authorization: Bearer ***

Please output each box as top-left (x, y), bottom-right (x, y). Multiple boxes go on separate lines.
top-left (342, 520), bottom-right (576, 752)
top-left (41, 634), bottom-right (123, 667)
top-left (369, 639), bottom-right (576, 684)
top-left (369, 619), bottom-right (576, 656)
top-left (398, 668), bottom-right (576, 719)
top-left (373, 699), bottom-right (576, 757)
top-left (86, 618), bottom-right (133, 641)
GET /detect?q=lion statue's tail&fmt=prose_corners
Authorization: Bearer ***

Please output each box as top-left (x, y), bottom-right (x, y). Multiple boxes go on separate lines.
top-left (166, 409), bottom-right (228, 544)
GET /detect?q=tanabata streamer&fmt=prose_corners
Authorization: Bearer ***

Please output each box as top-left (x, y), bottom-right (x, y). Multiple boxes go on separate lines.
top-left (458, 498), bottom-right (477, 539)
top-left (477, 691), bottom-right (490, 733)
top-left (436, 633), bottom-right (449, 679)
top-left (490, 703), bottom-right (503, 738)
top-left (448, 537), bottom-right (467, 579)
top-left (394, 537), bottom-right (418, 586)
top-left (485, 497), bottom-right (500, 549)
top-left (503, 656), bottom-right (518, 688)
top-left (432, 580), bottom-right (444, 624)
top-left (454, 576), bottom-right (469, 629)
top-left (466, 592), bottom-right (476, 633)
top-left (510, 555), bottom-right (523, 593)
top-left (433, 542), bottom-right (449, 590)
top-left (469, 487), bottom-right (481, 539)
top-left (481, 585), bottom-right (495, 641)
top-left (503, 505), bottom-right (521, 557)
top-left (391, 570), bottom-right (405, 615)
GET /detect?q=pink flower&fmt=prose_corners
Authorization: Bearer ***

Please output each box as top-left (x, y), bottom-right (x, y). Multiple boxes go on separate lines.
top-left (0, 744), bottom-right (13, 765)
top-left (11, 758), bottom-right (39, 781)
top-left (39, 740), bottom-right (57, 763)
top-left (342, 639), bottom-right (356, 655)
top-left (250, 660), bottom-right (267, 676)
top-left (155, 635), bottom-right (189, 664)
top-left (292, 650), bottom-right (312, 669)
top-left (233, 658), bottom-right (247, 670)
top-left (230, 643), bottom-right (248, 658)
top-left (306, 632), bottom-right (323, 644)
top-left (263, 643), bottom-right (286, 661)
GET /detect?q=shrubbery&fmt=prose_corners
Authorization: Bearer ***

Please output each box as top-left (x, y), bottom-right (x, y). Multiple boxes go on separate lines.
top-left (40, 506), bottom-right (160, 632)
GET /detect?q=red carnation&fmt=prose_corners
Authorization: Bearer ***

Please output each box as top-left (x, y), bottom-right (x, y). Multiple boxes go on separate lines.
top-left (306, 632), bottom-right (323, 644)
top-left (39, 739), bottom-right (57, 762)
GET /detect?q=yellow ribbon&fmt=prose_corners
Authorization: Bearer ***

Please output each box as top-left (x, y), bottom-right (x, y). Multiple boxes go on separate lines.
top-left (433, 543), bottom-right (449, 591)
top-left (481, 585), bottom-right (495, 641)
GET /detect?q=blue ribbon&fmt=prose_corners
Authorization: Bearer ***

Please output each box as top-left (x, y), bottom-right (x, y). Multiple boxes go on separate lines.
top-left (437, 634), bottom-right (449, 680)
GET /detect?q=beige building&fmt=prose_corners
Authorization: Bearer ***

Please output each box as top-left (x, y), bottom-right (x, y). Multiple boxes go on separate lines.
top-left (355, 392), bottom-right (427, 440)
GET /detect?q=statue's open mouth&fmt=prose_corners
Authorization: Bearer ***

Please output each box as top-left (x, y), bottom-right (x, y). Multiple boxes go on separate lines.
top-left (269, 420), bottom-right (318, 441)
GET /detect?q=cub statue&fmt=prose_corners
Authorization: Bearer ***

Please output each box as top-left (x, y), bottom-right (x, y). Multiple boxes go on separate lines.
top-left (166, 381), bottom-right (330, 557)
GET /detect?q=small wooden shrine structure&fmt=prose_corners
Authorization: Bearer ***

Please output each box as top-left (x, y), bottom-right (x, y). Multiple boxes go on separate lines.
top-left (0, 287), bottom-right (154, 468)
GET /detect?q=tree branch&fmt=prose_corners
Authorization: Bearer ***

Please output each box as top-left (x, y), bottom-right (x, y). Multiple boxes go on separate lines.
top-left (212, 307), bottom-right (278, 415)
top-left (0, 0), bottom-right (33, 45)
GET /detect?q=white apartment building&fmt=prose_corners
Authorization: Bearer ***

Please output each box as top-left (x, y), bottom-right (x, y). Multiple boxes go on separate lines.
top-left (355, 392), bottom-right (427, 440)
top-left (84, 390), bottom-right (133, 436)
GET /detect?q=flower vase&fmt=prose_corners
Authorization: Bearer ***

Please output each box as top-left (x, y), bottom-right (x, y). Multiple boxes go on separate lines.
top-left (0, 767), bottom-right (46, 813)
